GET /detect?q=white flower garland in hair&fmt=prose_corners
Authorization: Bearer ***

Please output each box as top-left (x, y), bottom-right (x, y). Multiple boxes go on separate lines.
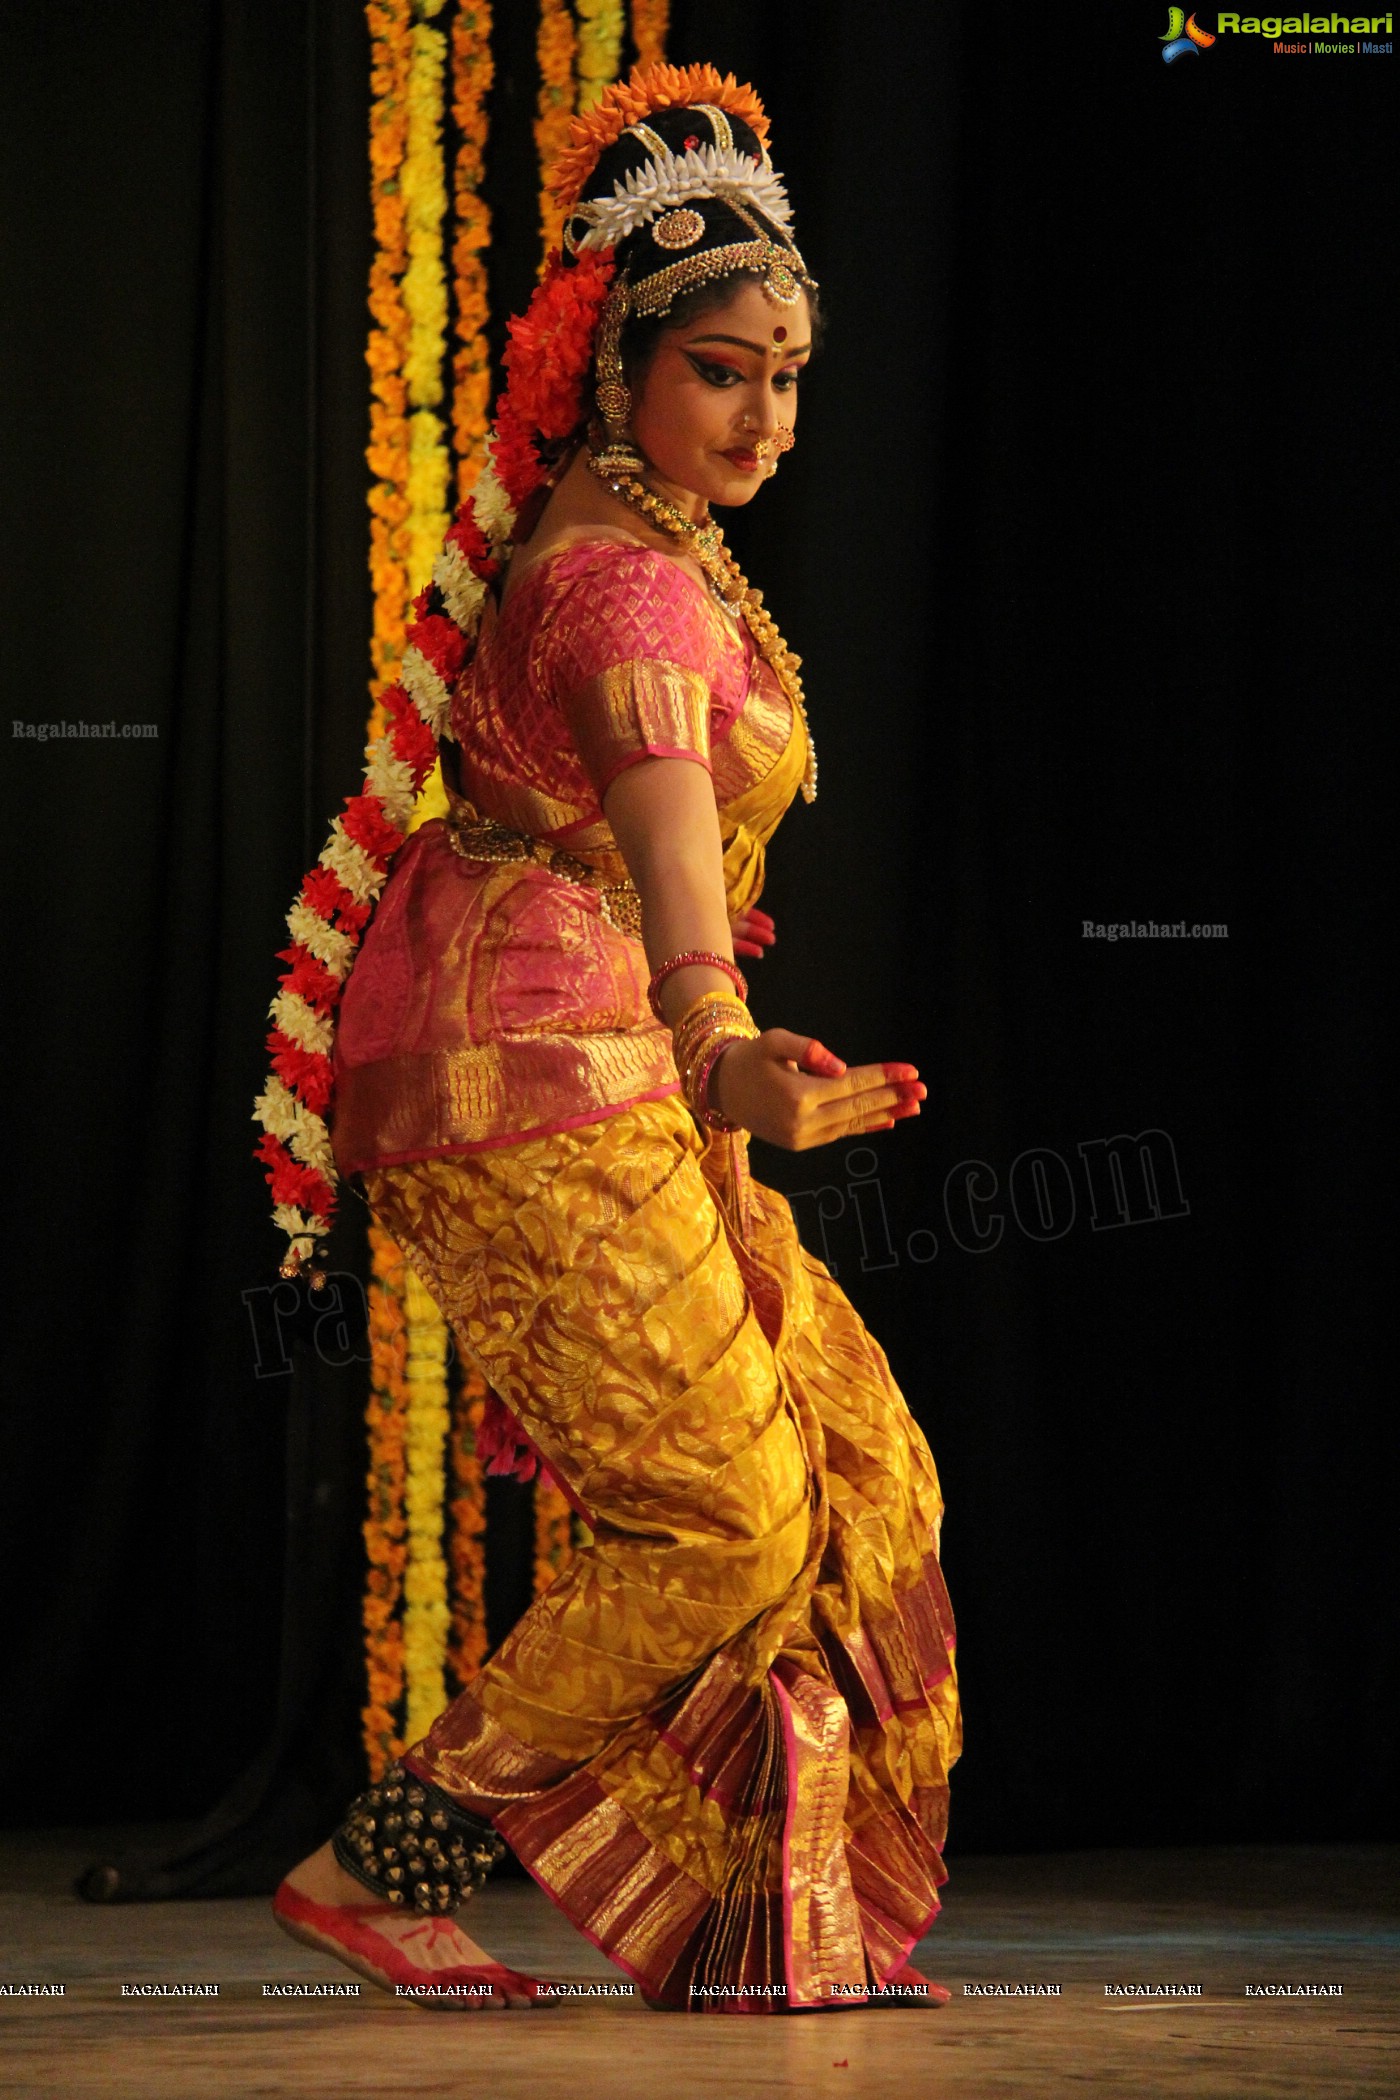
top-left (573, 141), bottom-right (794, 252)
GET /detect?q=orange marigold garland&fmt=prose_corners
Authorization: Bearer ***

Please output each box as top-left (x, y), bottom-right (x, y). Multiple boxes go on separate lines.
top-left (628, 0), bottom-right (669, 70)
top-left (363, 1224), bottom-right (410, 1777)
top-left (400, 2), bottom-right (454, 828)
top-left (535, 0), bottom-right (578, 259)
top-left (366, 1), bottom-right (413, 729)
top-left (447, 1365), bottom-right (490, 1688)
top-left (450, 1), bottom-right (494, 505)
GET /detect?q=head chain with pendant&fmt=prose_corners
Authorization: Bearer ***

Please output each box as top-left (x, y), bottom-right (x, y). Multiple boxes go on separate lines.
top-left (565, 104), bottom-right (817, 458)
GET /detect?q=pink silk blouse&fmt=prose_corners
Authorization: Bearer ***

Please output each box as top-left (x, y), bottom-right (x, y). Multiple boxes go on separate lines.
top-left (331, 538), bottom-right (807, 1176)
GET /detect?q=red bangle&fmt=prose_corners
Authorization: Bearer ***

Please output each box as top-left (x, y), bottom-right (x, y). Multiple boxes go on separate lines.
top-left (692, 1036), bottom-right (743, 1131)
top-left (647, 950), bottom-right (748, 1021)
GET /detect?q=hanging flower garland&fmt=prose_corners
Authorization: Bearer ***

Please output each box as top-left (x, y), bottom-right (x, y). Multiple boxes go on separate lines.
top-left (535, 0), bottom-right (577, 259)
top-left (401, 1), bottom-right (453, 829)
top-left (365, 1), bottom-right (413, 732)
top-left (401, 1266), bottom-right (453, 1741)
top-left (575, 0), bottom-right (624, 112)
top-left (628, 0), bottom-right (669, 69)
top-left (450, 1), bottom-right (494, 505)
top-left (362, 1224), bottom-right (410, 1778)
top-left (402, 1), bottom-right (452, 600)
top-left (447, 1366), bottom-right (490, 1688)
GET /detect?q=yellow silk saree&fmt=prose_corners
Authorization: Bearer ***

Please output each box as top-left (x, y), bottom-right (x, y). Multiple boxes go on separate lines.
top-left (334, 541), bottom-right (962, 2008)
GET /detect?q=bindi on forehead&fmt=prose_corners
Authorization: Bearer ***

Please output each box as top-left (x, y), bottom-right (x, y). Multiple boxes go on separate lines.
top-left (684, 330), bottom-right (811, 362)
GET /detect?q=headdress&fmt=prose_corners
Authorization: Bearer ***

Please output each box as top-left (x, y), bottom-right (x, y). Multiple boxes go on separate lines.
top-left (255, 65), bottom-right (814, 1276)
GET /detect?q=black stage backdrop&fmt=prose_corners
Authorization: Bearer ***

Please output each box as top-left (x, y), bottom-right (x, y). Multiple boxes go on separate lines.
top-left (0, 2), bottom-right (1392, 1884)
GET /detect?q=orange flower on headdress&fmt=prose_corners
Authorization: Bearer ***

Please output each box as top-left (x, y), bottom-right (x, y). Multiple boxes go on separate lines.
top-left (550, 61), bottom-right (771, 212)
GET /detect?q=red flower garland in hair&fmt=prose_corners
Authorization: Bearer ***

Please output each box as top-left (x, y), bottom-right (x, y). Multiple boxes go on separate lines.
top-left (504, 249), bottom-right (614, 441)
top-left (254, 242), bottom-right (617, 1276)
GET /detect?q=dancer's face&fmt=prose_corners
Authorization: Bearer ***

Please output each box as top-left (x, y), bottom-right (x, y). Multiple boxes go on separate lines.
top-left (630, 278), bottom-right (811, 519)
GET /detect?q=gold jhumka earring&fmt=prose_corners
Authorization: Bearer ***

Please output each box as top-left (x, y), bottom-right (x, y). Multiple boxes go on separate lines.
top-left (589, 281), bottom-right (646, 479)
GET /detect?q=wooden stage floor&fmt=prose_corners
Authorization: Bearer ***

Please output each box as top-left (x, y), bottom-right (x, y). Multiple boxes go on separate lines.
top-left (2, 1830), bottom-right (1395, 2097)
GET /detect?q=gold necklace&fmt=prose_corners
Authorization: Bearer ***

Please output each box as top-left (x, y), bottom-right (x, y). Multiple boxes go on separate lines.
top-left (586, 454), bottom-right (817, 803)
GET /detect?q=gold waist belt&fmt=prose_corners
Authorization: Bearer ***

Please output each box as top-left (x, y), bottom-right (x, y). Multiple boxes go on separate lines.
top-left (444, 801), bottom-right (643, 939)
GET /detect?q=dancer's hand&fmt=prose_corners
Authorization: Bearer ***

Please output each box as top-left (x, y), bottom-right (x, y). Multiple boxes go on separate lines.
top-left (708, 1031), bottom-right (925, 1150)
top-left (729, 905), bottom-right (776, 960)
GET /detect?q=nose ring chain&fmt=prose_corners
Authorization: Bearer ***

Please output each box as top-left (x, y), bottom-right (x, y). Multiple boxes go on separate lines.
top-left (753, 426), bottom-right (796, 464)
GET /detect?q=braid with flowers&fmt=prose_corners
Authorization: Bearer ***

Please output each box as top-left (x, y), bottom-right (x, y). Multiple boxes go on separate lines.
top-left (256, 63), bottom-right (769, 1276)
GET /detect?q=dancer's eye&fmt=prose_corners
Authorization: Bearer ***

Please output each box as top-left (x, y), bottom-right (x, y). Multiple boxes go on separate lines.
top-left (684, 353), bottom-right (744, 388)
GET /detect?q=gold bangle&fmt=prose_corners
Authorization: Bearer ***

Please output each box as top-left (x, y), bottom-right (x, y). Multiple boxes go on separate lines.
top-left (671, 995), bottom-right (751, 1037)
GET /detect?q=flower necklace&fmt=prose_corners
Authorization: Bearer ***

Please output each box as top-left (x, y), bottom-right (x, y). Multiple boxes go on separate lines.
top-left (586, 453), bottom-right (817, 802)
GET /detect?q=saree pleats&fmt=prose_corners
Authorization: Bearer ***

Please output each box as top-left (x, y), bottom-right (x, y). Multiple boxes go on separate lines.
top-left (361, 1096), bottom-right (960, 2009)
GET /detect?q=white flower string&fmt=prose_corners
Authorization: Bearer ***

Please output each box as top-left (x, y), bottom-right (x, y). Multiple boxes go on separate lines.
top-left (569, 140), bottom-right (794, 252)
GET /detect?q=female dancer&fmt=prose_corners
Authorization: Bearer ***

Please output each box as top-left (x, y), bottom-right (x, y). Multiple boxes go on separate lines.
top-left (260, 64), bottom-right (960, 2012)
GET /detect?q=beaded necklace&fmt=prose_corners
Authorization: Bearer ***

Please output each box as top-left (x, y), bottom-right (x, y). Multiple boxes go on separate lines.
top-left (586, 453), bottom-right (817, 803)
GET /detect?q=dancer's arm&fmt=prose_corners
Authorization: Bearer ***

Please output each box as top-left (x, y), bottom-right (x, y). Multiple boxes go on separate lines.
top-left (604, 756), bottom-right (923, 1149)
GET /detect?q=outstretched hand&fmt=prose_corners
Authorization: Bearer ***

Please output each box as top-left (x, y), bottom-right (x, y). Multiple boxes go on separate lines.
top-left (708, 1029), bottom-right (925, 1151)
top-left (729, 906), bottom-right (776, 960)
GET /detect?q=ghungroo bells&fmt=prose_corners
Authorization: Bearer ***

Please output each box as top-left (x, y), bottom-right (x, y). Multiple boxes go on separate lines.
top-left (332, 1761), bottom-right (505, 1914)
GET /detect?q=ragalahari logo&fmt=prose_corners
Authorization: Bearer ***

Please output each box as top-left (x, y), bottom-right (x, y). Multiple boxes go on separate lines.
top-left (1161, 8), bottom-right (1218, 55)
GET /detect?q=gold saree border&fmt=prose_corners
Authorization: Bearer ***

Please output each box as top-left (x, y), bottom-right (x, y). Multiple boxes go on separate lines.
top-left (333, 1037), bottom-right (680, 1174)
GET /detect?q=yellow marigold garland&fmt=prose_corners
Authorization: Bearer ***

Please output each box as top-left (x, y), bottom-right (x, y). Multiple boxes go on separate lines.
top-left (629, 0), bottom-right (669, 69)
top-left (450, 2), bottom-right (494, 505)
top-left (402, 3), bottom-right (452, 598)
top-left (363, 1225), bottom-right (410, 1778)
top-left (535, 0), bottom-right (578, 259)
top-left (448, 1366), bottom-right (490, 1687)
top-left (575, 0), bottom-right (624, 112)
top-left (402, 1265), bottom-right (453, 1742)
top-left (361, 5), bottom-right (455, 1778)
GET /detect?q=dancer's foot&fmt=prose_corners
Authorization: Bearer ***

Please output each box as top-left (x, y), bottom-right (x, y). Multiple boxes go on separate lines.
top-left (867, 1962), bottom-right (952, 2008)
top-left (272, 1840), bottom-right (555, 2009)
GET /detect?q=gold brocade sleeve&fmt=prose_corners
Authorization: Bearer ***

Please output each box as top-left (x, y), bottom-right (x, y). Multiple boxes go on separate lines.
top-left (561, 657), bottom-right (713, 799)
